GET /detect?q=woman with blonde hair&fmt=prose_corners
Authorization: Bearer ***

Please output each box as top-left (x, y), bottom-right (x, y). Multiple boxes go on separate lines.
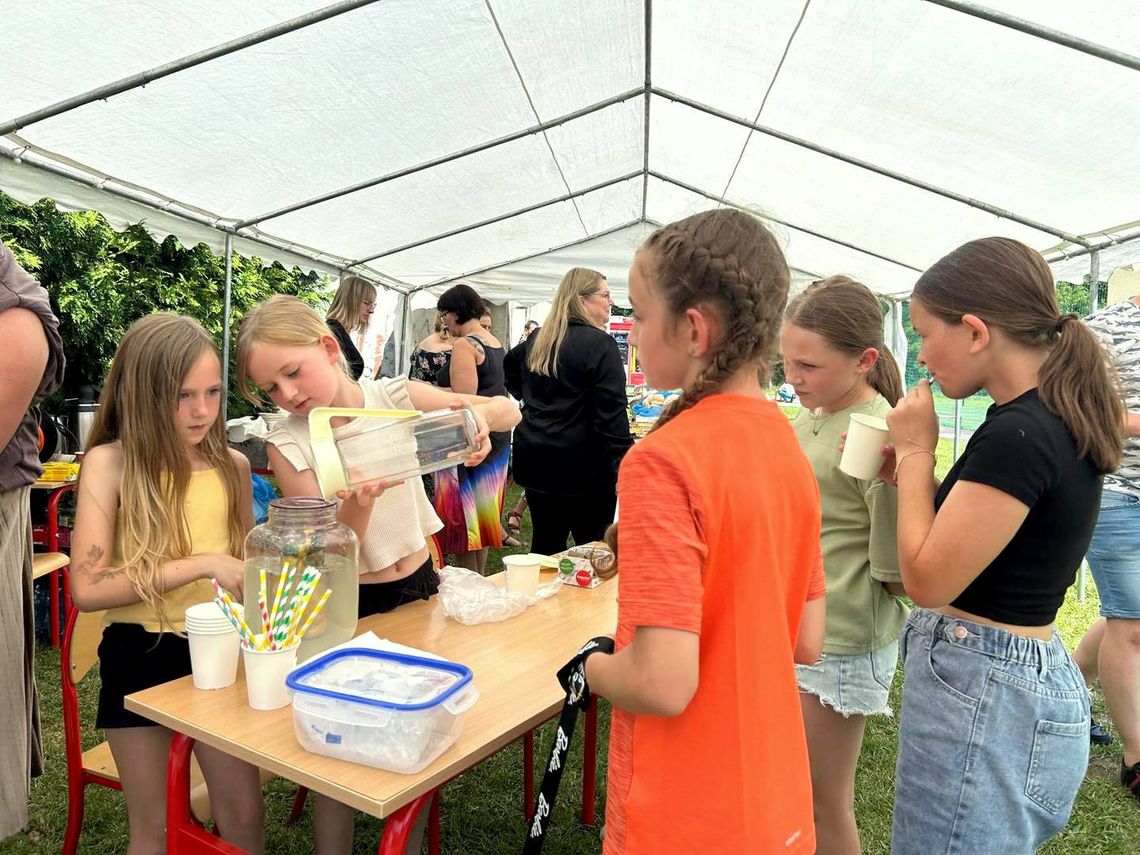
top-left (409, 312), bottom-right (452, 387)
top-left (504, 267), bottom-right (632, 555)
top-left (326, 275), bottom-right (376, 380)
top-left (70, 313), bottom-right (264, 854)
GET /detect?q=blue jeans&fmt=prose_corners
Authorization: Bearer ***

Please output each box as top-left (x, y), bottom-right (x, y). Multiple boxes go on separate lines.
top-left (892, 609), bottom-right (1089, 854)
top-left (1086, 490), bottom-right (1140, 618)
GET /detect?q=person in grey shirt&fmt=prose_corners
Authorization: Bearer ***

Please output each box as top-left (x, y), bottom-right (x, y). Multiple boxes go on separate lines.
top-left (1073, 292), bottom-right (1140, 800)
top-left (0, 239), bottom-right (65, 839)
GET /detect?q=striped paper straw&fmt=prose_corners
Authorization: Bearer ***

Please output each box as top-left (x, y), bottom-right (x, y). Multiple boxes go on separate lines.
top-left (279, 567), bottom-right (318, 643)
top-left (210, 579), bottom-right (257, 648)
top-left (285, 571), bottom-right (323, 645)
top-left (257, 565), bottom-right (270, 637)
top-left (267, 563), bottom-right (296, 640)
top-left (295, 589), bottom-right (332, 641)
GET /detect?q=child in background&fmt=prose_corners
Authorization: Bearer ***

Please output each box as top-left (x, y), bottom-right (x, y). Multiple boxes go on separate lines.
top-left (782, 276), bottom-right (907, 854)
top-left (566, 209), bottom-right (827, 853)
top-left (70, 314), bottom-right (264, 854)
top-left (236, 295), bottom-right (519, 854)
top-left (888, 238), bottom-right (1123, 852)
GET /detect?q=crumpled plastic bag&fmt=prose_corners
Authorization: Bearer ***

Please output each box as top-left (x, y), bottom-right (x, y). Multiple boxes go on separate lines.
top-left (437, 565), bottom-right (560, 625)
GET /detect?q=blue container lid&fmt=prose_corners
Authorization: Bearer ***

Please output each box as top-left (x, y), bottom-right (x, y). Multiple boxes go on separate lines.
top-left (286, 647), bottom-right (473, 712)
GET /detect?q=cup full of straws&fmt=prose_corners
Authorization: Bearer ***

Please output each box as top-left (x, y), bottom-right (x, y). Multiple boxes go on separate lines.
top-left (211, 562), bottom-right (333, 711)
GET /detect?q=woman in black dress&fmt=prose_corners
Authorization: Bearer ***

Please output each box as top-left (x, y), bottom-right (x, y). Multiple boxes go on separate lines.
top-left (325, 275), bottom-right (375, 380)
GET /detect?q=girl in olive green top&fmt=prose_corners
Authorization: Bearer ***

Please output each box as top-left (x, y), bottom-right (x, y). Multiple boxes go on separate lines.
top-left (781, 276), bottom-right (908, 855)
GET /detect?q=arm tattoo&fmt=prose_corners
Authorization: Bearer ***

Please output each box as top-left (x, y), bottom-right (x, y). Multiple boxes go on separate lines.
top-left (75, 545), bottom-right (125, 584)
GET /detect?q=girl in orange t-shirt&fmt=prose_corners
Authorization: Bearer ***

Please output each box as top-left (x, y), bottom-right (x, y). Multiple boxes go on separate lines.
top-left (563, 209), bottom-right (828, 853)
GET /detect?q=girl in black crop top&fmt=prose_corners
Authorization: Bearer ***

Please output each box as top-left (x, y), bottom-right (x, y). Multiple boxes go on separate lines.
top-left (884, 238), bottom-right (1124, 853)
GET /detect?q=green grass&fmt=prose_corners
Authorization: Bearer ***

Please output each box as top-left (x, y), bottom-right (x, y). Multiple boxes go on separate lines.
top-left (7, 486), bottom-right (1136, 853)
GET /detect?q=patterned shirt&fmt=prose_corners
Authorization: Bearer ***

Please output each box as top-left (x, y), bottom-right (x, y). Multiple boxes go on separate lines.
top-left (1085, 299), bottom-right (1140, 497)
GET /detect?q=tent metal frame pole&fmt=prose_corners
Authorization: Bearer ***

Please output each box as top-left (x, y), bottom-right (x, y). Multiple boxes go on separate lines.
top-left (399, 291), bottom-right (413, 376)
top-left (1089, 251), bottom-right (1101, 314)
top-left (349, 171), bottom-right (642, 266)
top-left (221, 233), bottom-right (234, 422)
top-left (924, 0), bottom-right (1140, 74)
top-left (0, 144), bottom-right (411, 293)
top-left (651, 87), bottom-right (1090, 248)
top-left (420, 219), bottom-right (647, 290)
top-left (0, 0), bottom-right (386, 136)
top-left (1045, 227), bottom-right (1140, 264)
top-left (238, 88), bottom-right (643, 228)
top-left (640, 0), bottom-right (652, 220)
top-left (649, 170), bottom-right (924, 273)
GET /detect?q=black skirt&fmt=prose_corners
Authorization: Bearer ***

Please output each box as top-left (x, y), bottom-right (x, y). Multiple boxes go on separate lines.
top-left (96, 622), bottom-right (191, 729)
top-left (357, 557), bottom-right (439, 619)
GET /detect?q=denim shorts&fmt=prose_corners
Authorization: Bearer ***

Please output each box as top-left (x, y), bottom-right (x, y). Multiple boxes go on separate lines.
top-left (891, 609), bottom-right (1089, 854)
top-left (1085, 490), bottom-right (1140, 619)
top-left (796, 639), bottom-right (899, 717)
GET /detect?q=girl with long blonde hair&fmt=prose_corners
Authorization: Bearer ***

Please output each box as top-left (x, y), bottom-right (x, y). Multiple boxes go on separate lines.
top-left (503, 268), bottom-right (633, 555)
top-left (70, 313), bottom-right (264, 854)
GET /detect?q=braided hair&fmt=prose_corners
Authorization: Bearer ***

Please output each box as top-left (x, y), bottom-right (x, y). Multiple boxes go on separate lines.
top-left (643, 208), bottom-right (790, 433)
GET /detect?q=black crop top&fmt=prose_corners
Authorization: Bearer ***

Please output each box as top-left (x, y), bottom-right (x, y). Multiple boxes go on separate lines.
top-left (937, 389), bottom-right (1102, 625)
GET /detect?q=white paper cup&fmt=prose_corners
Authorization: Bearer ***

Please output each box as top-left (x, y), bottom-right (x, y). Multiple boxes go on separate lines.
top-left (839, 413), bottom-right (891, 480)
top-left (502, 553), bottom-right (541, 600)
top-left (187, 624), bottom-right (240, 690)
top-left (242, 641), bottom-right (300, 710)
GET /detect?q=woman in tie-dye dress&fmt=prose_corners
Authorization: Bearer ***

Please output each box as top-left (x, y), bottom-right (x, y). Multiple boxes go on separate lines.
top-left (434, 284), bottom-right (511, 574)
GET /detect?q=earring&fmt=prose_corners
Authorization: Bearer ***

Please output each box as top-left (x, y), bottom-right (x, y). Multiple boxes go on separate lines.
top-left (688, 348), bottom-right (697, 357)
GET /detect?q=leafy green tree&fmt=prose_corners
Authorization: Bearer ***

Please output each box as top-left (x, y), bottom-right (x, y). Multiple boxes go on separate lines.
top-left (0, 192), bottom-right (331, 417)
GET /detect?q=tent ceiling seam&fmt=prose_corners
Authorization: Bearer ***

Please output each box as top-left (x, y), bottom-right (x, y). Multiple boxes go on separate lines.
top-left (641, 0), bottom-right (652, 220)
top-left (924, 0), bottom-right (1140, 73)
top-left (649, 170), bottom-right (924, 273)
top-left (0, 142), bottom-right (415, 290)
top-left (719, 0), bottom-right (813, 205)
top-left (652, 87), bottom-right (1090, 248)
top-left (483, 0), bottom-right (588, 236)
top-left (348, 171), bottom-right (642, 267)
top-left (0, 0), bottom-right (386, 137)
top-left (419, 218), bottom-right (648, 290)
top-left (237, 88), bottom-right (643, 229)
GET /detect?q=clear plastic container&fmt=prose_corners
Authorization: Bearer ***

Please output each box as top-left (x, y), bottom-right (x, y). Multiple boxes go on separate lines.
top-left (308, 407), bottom-right (479, 498)
top-left (244, 498), bottom-right (359, 662)
top-left (285, 648), bottom-right (479, 773)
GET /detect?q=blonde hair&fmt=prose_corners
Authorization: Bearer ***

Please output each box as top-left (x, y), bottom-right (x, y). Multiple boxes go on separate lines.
top-left (643, 209), bottom-right (790, 432)
top-left (236, 295), bottom-right (349, 405)
top-left (526, 267), bottom-right (606, 376)
top-left (326, 275), bottom-right (376, 334)
top-left (915, 237), bottom-right (1123, 473)
top-left (86, 314), bottom-right (245, 632)
top-left (785, 275), bottom-right (904, 405)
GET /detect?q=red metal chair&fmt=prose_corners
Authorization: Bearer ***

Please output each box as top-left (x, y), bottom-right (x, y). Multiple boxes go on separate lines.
top-left (32, 481), bottom-right (76, 648)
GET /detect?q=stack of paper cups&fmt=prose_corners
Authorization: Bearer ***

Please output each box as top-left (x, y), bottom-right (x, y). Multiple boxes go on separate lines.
top-left (185, 601), bottom-right (240, 690)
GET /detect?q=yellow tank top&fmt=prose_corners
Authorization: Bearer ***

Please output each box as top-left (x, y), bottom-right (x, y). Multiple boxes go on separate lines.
top-left (104, 468), bottom-right (235, 632)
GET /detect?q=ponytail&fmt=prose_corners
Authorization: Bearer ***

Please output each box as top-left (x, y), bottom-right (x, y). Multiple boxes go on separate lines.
top-left (1039, 315), bottom-right (1123, 474)
top-left (869, 346), bottom-right (904, 406)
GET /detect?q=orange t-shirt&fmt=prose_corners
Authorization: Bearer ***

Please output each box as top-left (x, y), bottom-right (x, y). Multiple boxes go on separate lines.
top-left (604, 394), bottom-right (825, 854)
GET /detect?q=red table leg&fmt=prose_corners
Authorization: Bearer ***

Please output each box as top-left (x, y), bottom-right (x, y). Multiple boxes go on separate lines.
top-left (581, 699), bottom-right (598, 826)
top-left (166, 733), bottom-right (247, 854)
top-left (523, 730), bottom-right (535, 816)
top-left (428, 791), bottom-right (441, 855)
top-left (377, 790), bottom-right (436, 855)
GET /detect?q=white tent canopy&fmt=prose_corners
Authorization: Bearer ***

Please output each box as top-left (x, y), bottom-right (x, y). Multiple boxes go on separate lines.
top-left (3, 0), bottom-right (1138, 312)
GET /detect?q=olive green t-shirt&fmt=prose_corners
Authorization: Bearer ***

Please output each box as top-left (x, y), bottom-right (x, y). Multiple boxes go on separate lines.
top-left (793, 395), bottom-right (908, 654)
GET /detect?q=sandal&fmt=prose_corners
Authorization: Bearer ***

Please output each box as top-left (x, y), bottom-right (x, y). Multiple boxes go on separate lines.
top-left (506, 510), bottom-right (523, 536)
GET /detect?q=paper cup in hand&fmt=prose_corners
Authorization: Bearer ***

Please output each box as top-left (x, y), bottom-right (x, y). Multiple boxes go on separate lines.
top-left (502, 553), bottom-right (541, 600)
top-left (839, 413), bottom-right (890, 480)
top-left (242, 640), bottom-right (299, 710)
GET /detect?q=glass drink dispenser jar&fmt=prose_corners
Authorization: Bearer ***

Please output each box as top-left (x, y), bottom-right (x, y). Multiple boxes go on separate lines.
top-left (244, 497), bottom-right (359, 662)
